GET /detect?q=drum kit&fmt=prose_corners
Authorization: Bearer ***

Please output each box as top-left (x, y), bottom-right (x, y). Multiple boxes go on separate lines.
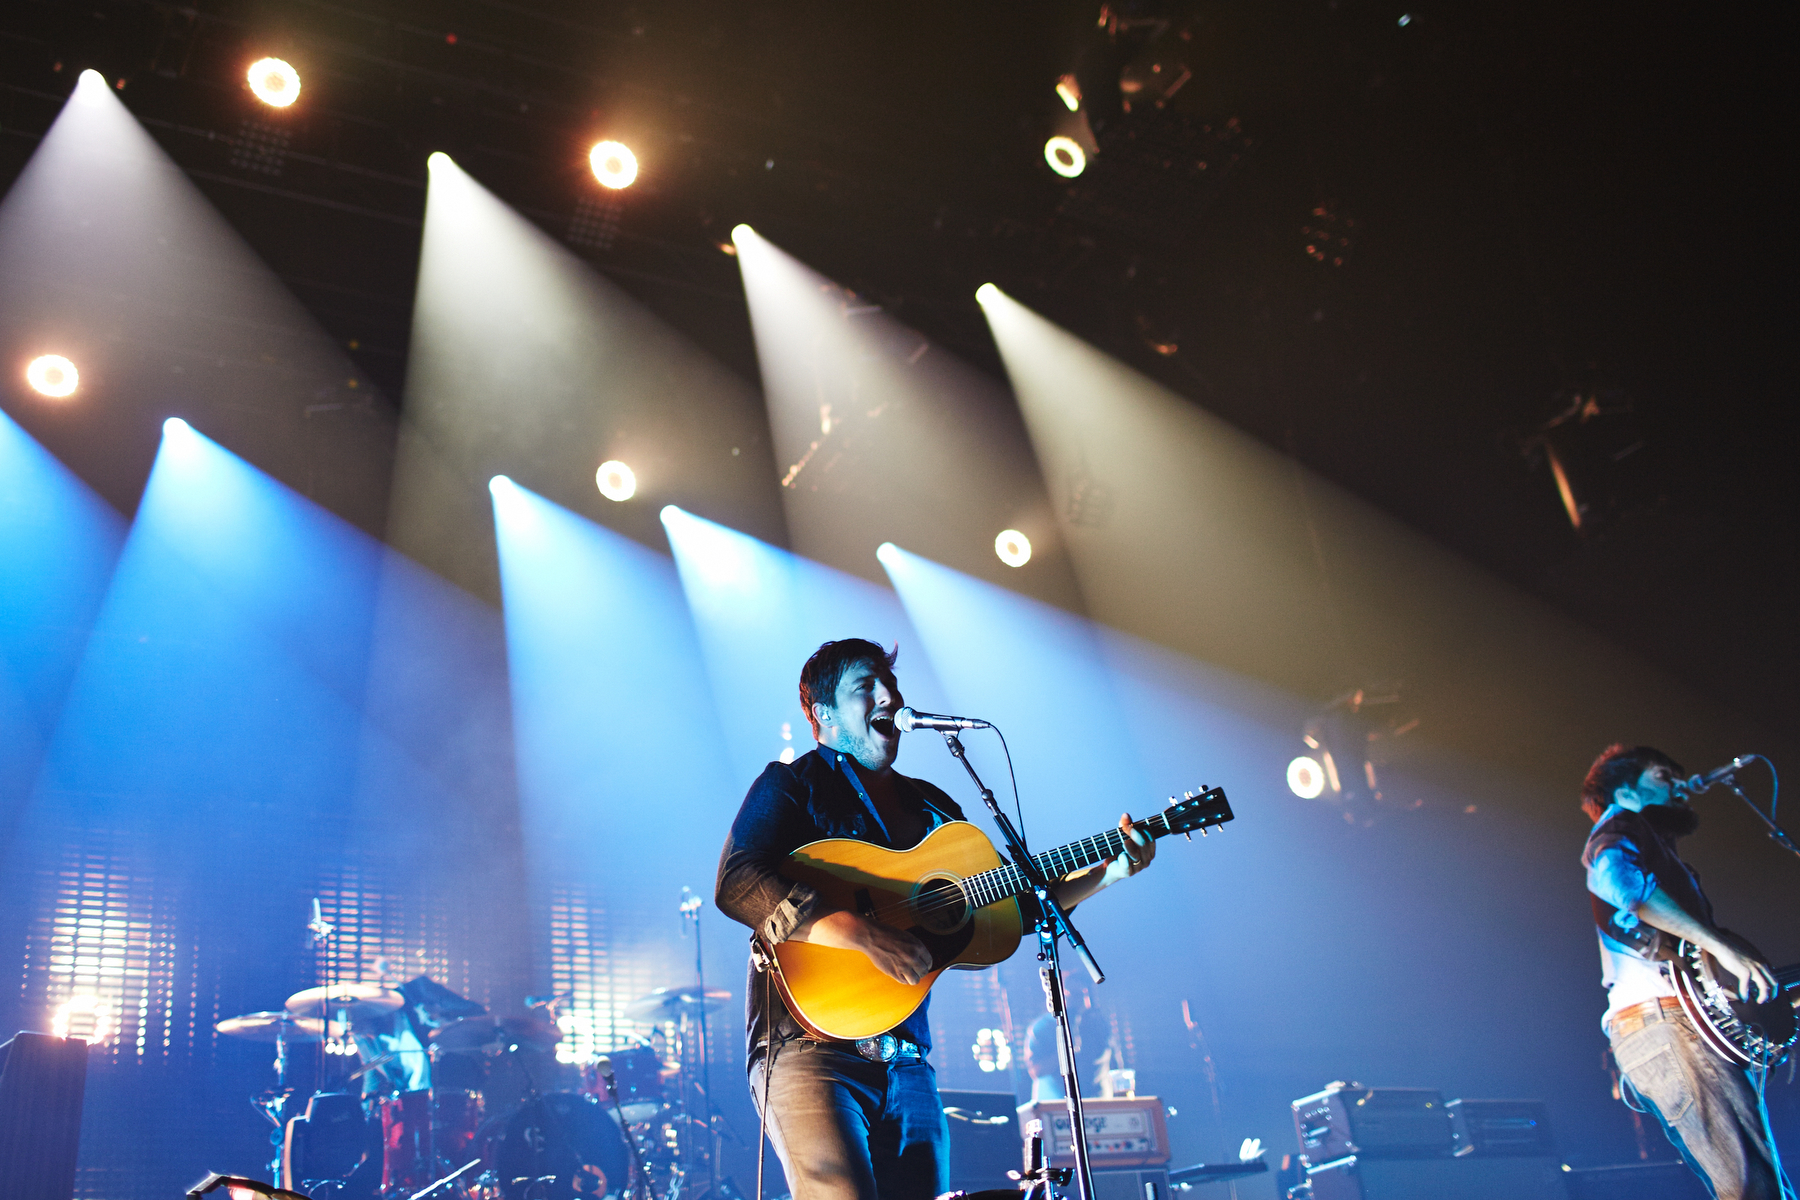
top-left (217, 979), bottom-right (733, 1200)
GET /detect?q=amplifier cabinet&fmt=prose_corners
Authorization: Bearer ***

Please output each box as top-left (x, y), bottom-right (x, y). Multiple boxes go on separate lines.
top-left (1563, 1162), bottom-right (1710, 1200)
top-left (1448, 1098), bottom-right (1557, 1157)
top-left (1018, 1097), bottom-right (1171, 1169)
top-left (1089, 1166), bottom-right (1170, 1200)
top-left (939, 1090), bottom-right (1023, 1193)
top-left (1292, 1084), bottom-right (1452, 1161)
top-left (1305, 1153), bottom-right (1570, 1200)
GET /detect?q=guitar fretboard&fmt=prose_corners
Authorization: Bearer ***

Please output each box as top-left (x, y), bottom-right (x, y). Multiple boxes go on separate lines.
top-left (958, 813), bottom-right (1173, 910)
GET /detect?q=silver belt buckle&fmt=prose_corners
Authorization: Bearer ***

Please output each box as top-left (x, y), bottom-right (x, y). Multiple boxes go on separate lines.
top-left (855, 1035), bottom-right (899, 1062)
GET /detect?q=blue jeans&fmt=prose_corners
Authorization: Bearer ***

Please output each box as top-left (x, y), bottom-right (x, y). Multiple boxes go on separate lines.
top-left (1610, 1004), bottom-right (1778, 1200)
top-left (749, 1040), bottom-right (950, 1200)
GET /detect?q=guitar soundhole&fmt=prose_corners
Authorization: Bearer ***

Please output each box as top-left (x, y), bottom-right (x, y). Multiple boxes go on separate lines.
top-left (911, 875), bottom-right (970, 936)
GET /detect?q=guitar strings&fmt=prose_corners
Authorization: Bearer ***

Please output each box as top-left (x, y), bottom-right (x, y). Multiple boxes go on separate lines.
top-left (853, 820), bottom-right (1172, 925)
top-left (858, 829), bottom-right (1143, 923)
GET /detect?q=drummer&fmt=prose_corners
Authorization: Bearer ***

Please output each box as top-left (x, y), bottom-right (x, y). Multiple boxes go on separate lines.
top-left (354, 976), bottom-right (485, 1096)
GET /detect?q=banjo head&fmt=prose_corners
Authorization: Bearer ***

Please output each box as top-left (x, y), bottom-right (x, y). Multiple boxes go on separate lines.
top-left (1680, 941), bottom-right (1799, 1067)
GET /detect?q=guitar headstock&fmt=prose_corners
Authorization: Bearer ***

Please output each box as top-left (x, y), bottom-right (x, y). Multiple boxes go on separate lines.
top-left (1157, 786), bottom-right (1233, 839)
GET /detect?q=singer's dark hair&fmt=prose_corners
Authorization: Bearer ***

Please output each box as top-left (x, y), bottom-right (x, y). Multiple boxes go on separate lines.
top-left (1581, 744), bottom-right (1684, 823)
top-left (799, 639), bottom-right (899, 739)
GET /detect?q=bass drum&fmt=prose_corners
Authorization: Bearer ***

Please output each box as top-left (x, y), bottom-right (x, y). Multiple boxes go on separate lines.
top-left (479, 1092), bottom-right (631, 1200)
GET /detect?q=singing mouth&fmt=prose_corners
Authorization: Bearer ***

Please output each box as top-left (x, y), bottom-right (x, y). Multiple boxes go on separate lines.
top-left (870, 715), bottom-right (897, 738)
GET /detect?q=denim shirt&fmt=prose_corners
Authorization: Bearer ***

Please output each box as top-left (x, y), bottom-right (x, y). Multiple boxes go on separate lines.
top-left (715, 745), bottom-right (964, 1058)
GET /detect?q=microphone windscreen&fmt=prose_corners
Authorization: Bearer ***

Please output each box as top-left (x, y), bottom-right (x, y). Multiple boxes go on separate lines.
top-left (595, 1054), bottom-right (614, 1078)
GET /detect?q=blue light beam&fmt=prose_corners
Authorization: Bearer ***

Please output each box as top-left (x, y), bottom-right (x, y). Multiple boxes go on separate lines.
top-left (661, 507), bottom-right (961, 796)
top-left (493, 480), bottom-right (736, 894)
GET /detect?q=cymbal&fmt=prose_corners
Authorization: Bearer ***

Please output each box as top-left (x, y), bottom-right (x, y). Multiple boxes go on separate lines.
top-left (285, 983), bottom-right (404, 1019)
top-left (431, 1014), bottom-right (563, 1053)
top-left (216, 1011), bottom-right (341, 1043)
top-left (622, 986), bottom-right (732, 1023)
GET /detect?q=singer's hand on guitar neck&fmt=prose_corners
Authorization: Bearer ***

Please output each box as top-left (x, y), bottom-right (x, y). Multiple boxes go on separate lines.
top-left (1052, 812), bottom-right (1158, 909)
top-left (789, 909), bottom-right (933, 986)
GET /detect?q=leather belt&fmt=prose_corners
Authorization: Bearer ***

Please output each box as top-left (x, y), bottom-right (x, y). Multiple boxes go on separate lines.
top-left (1606, 995), bottom-right (1685, 1039)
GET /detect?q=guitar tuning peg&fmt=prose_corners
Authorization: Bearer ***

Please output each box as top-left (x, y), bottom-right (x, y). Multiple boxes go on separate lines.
top-left (1199, 828), bottom-right (1209, 837)
top-left (1165, 796), bottom-right (1177, 807)
top-left (1183, 832), bottom-right (1192, 842)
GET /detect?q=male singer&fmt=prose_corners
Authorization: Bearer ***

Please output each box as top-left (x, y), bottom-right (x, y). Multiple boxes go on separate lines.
top-left (717, 638), bottom-right (1156, 1200)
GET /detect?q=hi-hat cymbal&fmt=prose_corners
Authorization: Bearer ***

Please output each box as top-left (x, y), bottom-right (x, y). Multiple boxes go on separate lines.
top-left (622, 986), bottom-right (731, 1023)
top-left (216, 1011), bottom-right (341, 1043)
top-left (285, 983), bottom-right (404, 1019)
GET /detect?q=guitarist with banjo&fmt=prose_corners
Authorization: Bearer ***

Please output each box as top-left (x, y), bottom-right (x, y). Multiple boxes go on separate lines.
top-left (715, 639), bottom-right (1161, 1200)
top-left (1581, 743), bottom-right (1785, 1200)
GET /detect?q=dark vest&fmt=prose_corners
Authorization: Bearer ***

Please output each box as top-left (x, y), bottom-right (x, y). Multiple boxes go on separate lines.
top-left (1585, 807), bottom-right (1712, 961)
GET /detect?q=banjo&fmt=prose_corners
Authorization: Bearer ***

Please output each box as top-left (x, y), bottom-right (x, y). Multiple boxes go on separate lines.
top-left (1670, 940), bottom-right (1800, 1068)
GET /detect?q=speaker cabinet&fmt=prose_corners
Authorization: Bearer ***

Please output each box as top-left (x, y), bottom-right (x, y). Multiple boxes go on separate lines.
top-left (0, 1031), bottom-right (89, 1200)
top-left (939, 1090), bottom-right (1022, 1193)
top-left (1305, 1153), bottom-right (1569, 1200)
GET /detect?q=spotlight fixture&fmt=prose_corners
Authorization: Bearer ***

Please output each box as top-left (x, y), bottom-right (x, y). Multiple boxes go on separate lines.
top-left (246, 58), bottom-right (300, 108)
top-left (1055, 74), bottom-right (1083, 111)
top-left (163, 417), bottom-right (191, 437)
top-left (595, 460), bottom-right (636, 502)
top-left (25, 354), bottom-right (79, 398)
top-left (588, 141), bottom-right (638, 189)
top-left (1286, 756), bottom-right (1327, 800)
top-left (994, 530), bottom-right (1032, 568)
top-left (1043, 136), bottom-right (1087, 179)
top-left (974, 283), bottom-right (1001, 306)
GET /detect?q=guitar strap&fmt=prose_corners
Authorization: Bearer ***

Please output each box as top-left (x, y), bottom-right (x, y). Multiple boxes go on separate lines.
top-left (829, 749), bottom-right (956, 845)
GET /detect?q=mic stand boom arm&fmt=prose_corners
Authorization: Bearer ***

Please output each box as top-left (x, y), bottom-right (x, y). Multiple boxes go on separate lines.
top-left (1720, 773), bottom-right (1800, 861)
top-left (941, 731), bottom-right (1101, 1200)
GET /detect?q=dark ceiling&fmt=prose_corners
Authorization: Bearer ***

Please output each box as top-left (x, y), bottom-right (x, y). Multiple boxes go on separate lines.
top-left (1, 0), bottom-right (1793, 736)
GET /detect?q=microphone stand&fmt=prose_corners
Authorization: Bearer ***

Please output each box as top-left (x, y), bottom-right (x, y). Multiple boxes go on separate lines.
top-left (680, 889), bottom-right (720, 1200)
top-left (941, 731), bottom-right (1100, 1200)
top-left (1719, 775), bottom-right (1800, 861)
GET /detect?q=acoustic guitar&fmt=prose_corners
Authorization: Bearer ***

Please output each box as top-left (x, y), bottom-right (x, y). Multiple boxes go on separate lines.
top-left (763, 787), bottom-right (1234, 1040)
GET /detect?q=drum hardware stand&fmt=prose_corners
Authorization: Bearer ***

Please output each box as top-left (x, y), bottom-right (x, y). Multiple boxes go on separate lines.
top-left (1012, 1120), bottom-right (1072, 1200)
top-left (306, 897), bottom-right (347, 1080)
top-left (405, 1157), bottom-right (482, 1200)
top-left (941, 731), bottom-right (1102, 1200)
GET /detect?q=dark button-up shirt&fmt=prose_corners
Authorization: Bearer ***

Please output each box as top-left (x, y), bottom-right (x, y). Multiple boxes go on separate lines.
top-left (715, 745), bottom-right (964, 1059)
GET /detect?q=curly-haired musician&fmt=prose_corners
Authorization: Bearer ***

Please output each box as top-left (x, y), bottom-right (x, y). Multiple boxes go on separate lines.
top-left (1581, 743), bottom-right (1780, 1200)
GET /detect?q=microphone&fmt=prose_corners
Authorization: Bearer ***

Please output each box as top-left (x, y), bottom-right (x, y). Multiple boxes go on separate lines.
top-left (1676, 755), bottom-right (1755, 797)
top-left (893, 707), bottom-right (991, 732)
top-left (594, 1054), bottom-right (615, 1082)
